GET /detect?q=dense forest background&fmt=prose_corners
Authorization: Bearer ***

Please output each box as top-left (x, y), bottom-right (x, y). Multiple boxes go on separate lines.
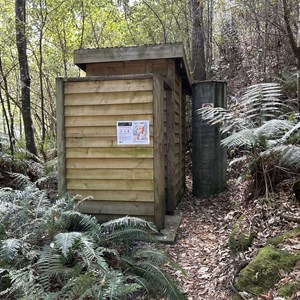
top-left (0, 0), bottom-right (299, 157)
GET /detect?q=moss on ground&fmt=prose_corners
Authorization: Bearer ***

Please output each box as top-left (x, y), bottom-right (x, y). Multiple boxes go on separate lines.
top-left (235, 245), bottom-right (297, 296)
top-left (278, 281), bottom-right (300, 298)
top-left (267, 226), bottom-right (300, 246)
top-left (229, 215), bottom-right (255, 252)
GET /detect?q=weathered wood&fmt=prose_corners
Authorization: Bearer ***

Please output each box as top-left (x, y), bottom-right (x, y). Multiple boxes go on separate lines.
top-left (67, 179), bottom-right (154, 191)
top-left (65, 126), bottom-right (154, 137)
top-left (65, 103), bottom-right (153, 116)
top-left (65, 79), bottom-right (153, 94)
top-left (78, 200), bottom-right (154, 216)
top-left (86, 60), bottom-right (168, 77)
top-left (74, 44), bottom-right (186, 66)
top-left (56, 78), bottom-right (66, 197)
top-left (165, 87), bottom-right (176, 213)
top-left (153, 73), bottom-right (165, 230)
top-left (67, 168), bottom-right (153, 180)
top-left (68, 190), bottom-right (154, 202)
top-left (65, 115), bottom-right (153, 127)
top-left (65, 91), bottom-right (153, 106)
top-left (66, 147), bottom-right (153, 158)
top-left (56, 45), bottom-right (193, 229)
top-left (66, 137), bottom-right (153, 148)
top-left (66, 158), bottom-right (153, 169)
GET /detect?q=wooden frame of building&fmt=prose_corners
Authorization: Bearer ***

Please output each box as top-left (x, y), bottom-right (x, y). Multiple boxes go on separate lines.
top-left (56, 44), bottom-right (191, 230)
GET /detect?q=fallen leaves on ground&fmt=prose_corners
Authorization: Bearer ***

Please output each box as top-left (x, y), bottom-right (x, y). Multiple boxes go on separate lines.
top-left (164, 170), bottom-right (300, 300)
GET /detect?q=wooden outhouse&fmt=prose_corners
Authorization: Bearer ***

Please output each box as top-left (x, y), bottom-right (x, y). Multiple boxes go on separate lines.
top-left (56, 44), bottom-right (191, 230)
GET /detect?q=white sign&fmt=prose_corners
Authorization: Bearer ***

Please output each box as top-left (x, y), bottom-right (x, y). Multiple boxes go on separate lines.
top-left (117, 120), bottom-right (150, 145)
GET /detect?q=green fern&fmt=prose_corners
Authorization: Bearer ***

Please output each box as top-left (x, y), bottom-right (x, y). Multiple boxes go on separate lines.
top-left (54, 232), bottom-right (82, 257)
top-left (0, 238), bottom-right (22, 261)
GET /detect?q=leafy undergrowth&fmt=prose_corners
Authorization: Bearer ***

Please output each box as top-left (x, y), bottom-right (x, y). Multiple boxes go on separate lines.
top-left (165, 163), bottom-right (300, 300)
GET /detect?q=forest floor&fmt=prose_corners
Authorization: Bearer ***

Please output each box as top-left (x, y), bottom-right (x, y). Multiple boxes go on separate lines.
top-left (164, 161), bottom-right (300, 300)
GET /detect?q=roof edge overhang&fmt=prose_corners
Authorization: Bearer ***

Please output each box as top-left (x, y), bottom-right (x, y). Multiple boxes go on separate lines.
top-left (74, 43), bottom-right (192, 95)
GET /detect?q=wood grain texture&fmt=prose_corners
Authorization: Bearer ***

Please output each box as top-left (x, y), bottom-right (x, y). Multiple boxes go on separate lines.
top-left (66, 147), bottom-right (153, 158)
top-left (65, 103), bottom-right (153, 116)
top-left (65, 115), bottom-right (153, 127)
top-left (69, 190), bottom-right (154, 202)
top-left (78, 200), bottom-right (154, 216)
top-left (64, 91), bottom-right (152, 106)
top-left (56, 78), bottom-right (66, 197)
top-left (65, 126), bottom-right (154, 137)
top-left (67, 179), bottom-right (154, 191)
top-left (67, 168), bottom-right (153, 180)
top-left (65, 79), bottom-right (153, 94)
top-left (153, 73), bottom-right (165, 230)
top-left (66, 158), bottom-right (153, 169)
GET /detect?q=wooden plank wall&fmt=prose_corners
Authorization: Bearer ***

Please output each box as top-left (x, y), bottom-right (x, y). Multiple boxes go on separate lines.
top-left (174, 71), bottom-right (184, 205)
top-left (63, 77), bottom-right (156, 221)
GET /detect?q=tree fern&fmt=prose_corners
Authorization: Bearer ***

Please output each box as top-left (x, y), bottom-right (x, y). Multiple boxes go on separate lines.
top-left (199, 83), bottom-right (285, 134)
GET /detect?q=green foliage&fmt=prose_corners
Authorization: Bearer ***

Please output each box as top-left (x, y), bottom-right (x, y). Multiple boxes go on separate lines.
top-left (200, 83), bottom-right (300, 198)
top-left (0, 162), bottom-right (186, 299)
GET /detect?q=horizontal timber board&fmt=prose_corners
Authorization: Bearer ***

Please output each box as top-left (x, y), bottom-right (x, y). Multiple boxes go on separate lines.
top-left (65, 115), bottom-right (153, 127)
top-left (86, 60), bottom-right (168, 76)
top-left (66, 137), bottom-right (153, 147)
top-left (66, 168), bottom-right (153, 180)
top-left (68, 190), bottom-right (154, 202)
top-left (65, 126), bottom-right (153, 137)
top-left (66, 158), bottom-right (153, 169)
top-left (66, 147), bottom-right (153, 158)
top-left (66, 179), bottom-right (154, 191)
top-left (64, 91), bottom-right (153, 106)
top-left (77, 200), bottom-right (154, 216)
top-left (65, 103), bottom-right (153, 116)
top-left (64, 79), bottom-right (153, 94)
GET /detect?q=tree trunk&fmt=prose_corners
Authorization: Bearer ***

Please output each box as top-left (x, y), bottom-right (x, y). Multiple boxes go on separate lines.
top-left (15, 0), bottom-right (37, 156)
top-left (191, 0), bottom-right (206, 81)
top-left (283, 0), bottom-right (300, 110)
top-left (297, 1), bottom-right (300, 109)
top-left (0, 55), bottom-right (15, 155)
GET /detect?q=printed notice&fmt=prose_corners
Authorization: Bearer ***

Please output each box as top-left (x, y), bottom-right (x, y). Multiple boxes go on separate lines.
top-left (117, 121), bottom-right (150, 145)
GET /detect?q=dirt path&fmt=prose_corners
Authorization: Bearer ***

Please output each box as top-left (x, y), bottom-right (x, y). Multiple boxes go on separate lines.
top-left (165, 176), bottom-right (244, 299)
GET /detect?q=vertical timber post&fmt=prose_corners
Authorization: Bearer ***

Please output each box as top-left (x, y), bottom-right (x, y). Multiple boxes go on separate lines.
top-left (153, 74), bottom-right (165, 230)
top-left (192, 81), bottom-right (227, 197)
top-left (56, 78), bottom-right (66, 197)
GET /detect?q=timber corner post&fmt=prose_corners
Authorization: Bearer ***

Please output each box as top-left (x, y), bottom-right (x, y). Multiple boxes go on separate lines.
top-left (56, 78), bottom-right (66, 197)
top-left (153, 73), bottom-right (165, 230)
top-left (192, 81), bottom-right (227, 197)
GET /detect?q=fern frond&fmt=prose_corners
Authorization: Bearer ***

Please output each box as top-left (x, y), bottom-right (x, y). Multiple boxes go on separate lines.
top-left (122, 258), bottom-right (187, 300)
top-left (54, 232), bottom-right (82, 257)
top-left (100, 216), bottom-right (158, 234)
top-left (102, 228), bottom-right (156, 244)
top-left (241, 83), bottom-right (284, 123)
top-left (0, 238), bottom-right (22, 261)
top-left (255, 119), bottom-right (294, 139)
top-left (221, 129), bottom-right (257, 149)
top-left (78, 236), bottom-right (109, 271)
top-left (197, 107), bottom-right (249, 134)
top-left (132, 248), bottom-right (169, 265)
top-left (8, 172), bottom-right (32, 189)
top-left (274, 145), bottom-right (300, 168)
